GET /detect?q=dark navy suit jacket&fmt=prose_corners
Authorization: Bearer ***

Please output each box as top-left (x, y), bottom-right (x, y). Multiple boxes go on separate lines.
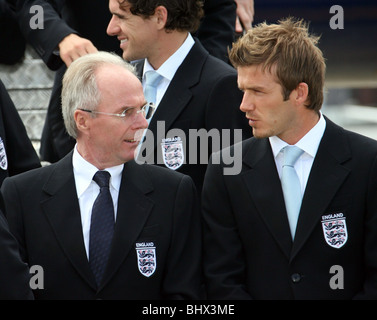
top-left (2, 154), bottom-right (202, 299)
top-left (202, 117), bottom-right (377, 299)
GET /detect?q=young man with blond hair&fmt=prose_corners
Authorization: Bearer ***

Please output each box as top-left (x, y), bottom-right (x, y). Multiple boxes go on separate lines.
top-left (202, 18), bottom-right (377, 300)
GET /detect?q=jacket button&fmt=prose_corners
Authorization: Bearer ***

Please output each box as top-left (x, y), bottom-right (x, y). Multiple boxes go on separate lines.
top-left (291, 273), bottom-right (301, 283)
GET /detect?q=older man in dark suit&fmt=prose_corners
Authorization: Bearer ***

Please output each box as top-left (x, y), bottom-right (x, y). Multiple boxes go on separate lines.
top-left (202, 18), bottom-right (377, 299)
top-left (1, 52), bottom-right (201, 300)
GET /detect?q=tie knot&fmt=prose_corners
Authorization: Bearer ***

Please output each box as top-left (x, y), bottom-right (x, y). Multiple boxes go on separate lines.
top-left (283, 145), bottom-right (304, 167)
top-left (144, 70), bottom-right (162, 88)
top-left (93, 171), bottom-right (111, 188)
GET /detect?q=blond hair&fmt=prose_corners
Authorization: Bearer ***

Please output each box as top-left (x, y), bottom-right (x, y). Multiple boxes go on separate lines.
top-left (229, 17), bottom-right (326, 112)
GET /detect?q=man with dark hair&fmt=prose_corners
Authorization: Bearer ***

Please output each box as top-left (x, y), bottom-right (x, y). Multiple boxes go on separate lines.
top-left (6, 0), bottom-right (243, 163)
top-left (107, 0), bottom-right (251, 194)
top-left (202, 18), bottom-right (377, 300)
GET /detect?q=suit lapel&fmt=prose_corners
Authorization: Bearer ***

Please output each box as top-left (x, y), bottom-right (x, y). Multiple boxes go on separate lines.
top-left (132, 59), bottom-right (144, 80)
top-left (101, 161), bottom-right (154, 288)
top-left (135, 41), bottom-right (208, 163)
top-left (241, 139), bottom-right (293, 259)
top-left (41, 152), bottom-right (96, 289)
top-left (291, 118), bottom-right (351, 259)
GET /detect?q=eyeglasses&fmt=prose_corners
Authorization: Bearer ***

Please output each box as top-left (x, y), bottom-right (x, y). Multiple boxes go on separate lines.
top-left (79, 102), bottom-right (155, 120)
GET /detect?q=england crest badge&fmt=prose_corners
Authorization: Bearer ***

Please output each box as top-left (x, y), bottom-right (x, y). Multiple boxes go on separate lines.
top-left (135, 242), bottom-right (157, 277)
top-left (321, 213), bottom-right (348, 249)
top-left (161, 137), bottom-right (184, 170)
top-left (0, 137), bottom-right (8, 170)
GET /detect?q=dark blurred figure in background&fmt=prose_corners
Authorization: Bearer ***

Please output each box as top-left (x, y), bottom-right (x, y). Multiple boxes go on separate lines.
top-left (0, 79), bottom-right (41, 186)
top-left (6, 0), bottom-right (253, 163)
top-left (0, 0), bottom-right (25, 65)
top-left (6, 0), bottom-right (119, 163)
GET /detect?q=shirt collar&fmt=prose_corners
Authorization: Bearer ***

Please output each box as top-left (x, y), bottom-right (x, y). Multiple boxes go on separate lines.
top-left (72, 145), bottom-right (124, 197)
top-left (269, 112), bottom-right (327, 158)
top-left (143, 32), bottom-right (195, 81)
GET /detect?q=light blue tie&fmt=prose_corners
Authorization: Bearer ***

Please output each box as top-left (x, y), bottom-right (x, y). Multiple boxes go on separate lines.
top-left (281, 145), bottom-right (304, 239)
top-left (143, 71), bottom-right (162, 124)
top-left (144, 71), bottom-right (162, 102)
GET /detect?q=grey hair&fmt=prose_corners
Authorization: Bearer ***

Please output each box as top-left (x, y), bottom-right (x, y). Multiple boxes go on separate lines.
top-left (62, 51), bottom-right (137, 139)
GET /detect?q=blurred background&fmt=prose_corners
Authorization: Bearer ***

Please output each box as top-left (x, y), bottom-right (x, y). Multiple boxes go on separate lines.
top-left (253, 0), bottom-right (377, 140)
top-left (0, 0), bottom-right (376, 156)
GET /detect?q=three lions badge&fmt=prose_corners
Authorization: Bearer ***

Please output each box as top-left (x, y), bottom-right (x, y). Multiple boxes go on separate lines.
top-left (0, 137), bottom-right (8, 170)
top-left (135, 242), bottom-right (156, 277)
top-left (321, 213), bottom-right (348, 249)
top-left (161, 137), bottom-right (184, 170)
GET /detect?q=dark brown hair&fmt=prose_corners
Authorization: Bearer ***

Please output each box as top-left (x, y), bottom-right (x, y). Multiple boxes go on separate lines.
top-left (119, 0), bottom-right (204, 33)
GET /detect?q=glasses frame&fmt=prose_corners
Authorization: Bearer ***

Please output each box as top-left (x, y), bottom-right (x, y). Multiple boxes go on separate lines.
top-left (79, 102), bottom-right (155, 120)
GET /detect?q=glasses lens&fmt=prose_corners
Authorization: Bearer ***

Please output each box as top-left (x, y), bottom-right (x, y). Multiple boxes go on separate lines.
top-left (145, 103), bottom-right (155, 119)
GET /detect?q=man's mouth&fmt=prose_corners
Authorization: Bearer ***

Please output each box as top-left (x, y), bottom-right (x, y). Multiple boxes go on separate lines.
top-left (124, 139), bottom-right (138, 143)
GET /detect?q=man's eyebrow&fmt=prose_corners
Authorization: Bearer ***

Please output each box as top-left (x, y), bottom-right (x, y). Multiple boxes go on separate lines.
top-left (239, 84), bottom-right (266, 91)
top-left (112, 11), bottom-right (125, 19)
top-left (121, 101), bottom-right (149, 109)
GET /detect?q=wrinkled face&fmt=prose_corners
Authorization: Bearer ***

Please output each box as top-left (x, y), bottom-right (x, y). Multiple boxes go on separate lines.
top-left (107, 0), bottom-right (158, 62)
top-left (238, 64), bottom-right (298, 142)
top-left (78, 64), bottom-right (148, 168)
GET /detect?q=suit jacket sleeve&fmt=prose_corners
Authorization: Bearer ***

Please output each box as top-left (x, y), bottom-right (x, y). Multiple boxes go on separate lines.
top-left (162, 174), bottom-right (202, 299)
top-left (196, 0), bottom-right (236, 62)
top-left (354, 155), bottom-right (377, 299)
top-left (0, 0), bottom-right (25, 65)
top-left (12, 0), bottom-right (77, 70)
top-left (0, 195), bottom-right (33, 300)
top-left (202, 152), bottom-right (252, 299)
top-left (0, 81), bottom-right (41, 180)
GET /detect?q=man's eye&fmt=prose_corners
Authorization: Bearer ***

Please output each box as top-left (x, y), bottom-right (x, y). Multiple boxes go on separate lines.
top-left (121, 108), bottom-right (133, 117)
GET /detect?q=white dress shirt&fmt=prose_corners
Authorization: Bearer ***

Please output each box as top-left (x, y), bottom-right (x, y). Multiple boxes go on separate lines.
top-left (269, 112), bottom-right (327, 196)
top-left (72, 145), bottom-right (123, 258)
top-left (142, 32), bottom-right (195, 109)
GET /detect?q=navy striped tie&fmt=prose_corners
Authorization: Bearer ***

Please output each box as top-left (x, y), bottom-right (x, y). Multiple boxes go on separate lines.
top-left (89, 171), bottom-right (115, 286)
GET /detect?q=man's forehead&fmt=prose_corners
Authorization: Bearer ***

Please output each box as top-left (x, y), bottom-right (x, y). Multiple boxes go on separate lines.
top-left (238, 64), bottom-right (277, 79)
top-left (109, 0), bottom-right (129, 12)
top-left (117, 0), bottom-right (131, 10)
top-left (237, 65), bottom-right (280, 88)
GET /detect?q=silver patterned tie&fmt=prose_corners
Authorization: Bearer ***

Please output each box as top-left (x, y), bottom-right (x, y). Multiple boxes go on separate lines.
top-left (144, 70), bottom-right (162, 123)
top-left (281, 146), bottom-right (304, 239)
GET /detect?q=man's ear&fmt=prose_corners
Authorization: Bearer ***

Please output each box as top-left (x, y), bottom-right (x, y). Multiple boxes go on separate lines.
top-left (74, 109), bottom-right (90, 133)
top-left (154, 6), bottom-right (168, 30)
top-left (292, 82), bottom-right (309, 106)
